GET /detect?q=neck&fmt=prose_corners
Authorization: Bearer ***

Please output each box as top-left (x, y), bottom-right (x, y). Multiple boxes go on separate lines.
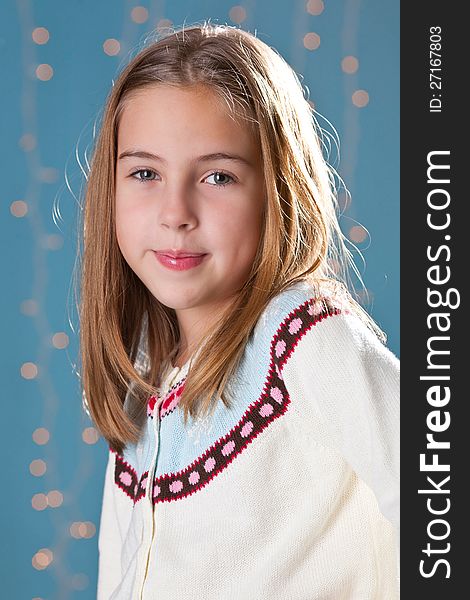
top-left (173, 295), bottom-right (237, 367)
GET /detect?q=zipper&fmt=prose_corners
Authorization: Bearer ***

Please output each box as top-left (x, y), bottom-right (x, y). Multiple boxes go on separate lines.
top-left (136, 363), bottom-right (186, 599)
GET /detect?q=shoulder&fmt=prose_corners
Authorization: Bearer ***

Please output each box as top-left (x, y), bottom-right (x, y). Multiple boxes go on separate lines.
top-left (253, 278), bottom-right (349, 345)
top-left (253, 279), bottom-right (340, 340)
top-left (284, 306), bottom-right (399, 378)
top-left (254, 278), bottom-right (398, 376)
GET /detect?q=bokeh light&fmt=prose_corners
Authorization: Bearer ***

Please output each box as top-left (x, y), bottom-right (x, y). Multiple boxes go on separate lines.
top-left (156, 18), bottom-right (173, 32)
top-left (36, 64), bottom-right (54, 81)
top-left (32, 548), bottom-right (53, 570)
top-left (47, 490), bottom-right (64, 508)
top-left (19, 133), bottom-right (36, 151)
top-left (71, 573), bottom-right (89, 591)
top-left (338, 188), bottom-right (351, 212)
top-left (21, 362), bottom-right (38, 379)
top-left (82, 426), bottom-right (100, 445)
top-left (342, 55), bottom-right (359, 74)
top-left (80, 522), bottom-right (96, 538)
top-left (43, 234), bottom-right (64, 250)
top-left (38, 167), bottom-right (59, 183)
top-left (103, 38), bottom-right (120, 56)
top-left (32, 493), bottom-right (48, 511)
top-left (30, 459), bottom-right (47, 477)
top-left (32, 27), bottom-right (50, 45)
top-left (70, 521), bottom-right (96, 539)
top-left (229, 6), bottom-right (247, 24)
top-left (33, 427), bottom-right (50, 445)
top-left (349, 225), bottom-right (368, 243)
top-left (303, 32), bottom-right (321, 51)
top-left (306, 0), bottom-right (325, 15)
top-left (352, 89), bottom-right (370, 107)
top-left (131, 6), bottom-right (149, 24)
top-left (52, 332), bottom-right (69, 349)
top-left (20, 299), bottom-right (39, 316)
top-left (10, 200), bottom-right (28, 218)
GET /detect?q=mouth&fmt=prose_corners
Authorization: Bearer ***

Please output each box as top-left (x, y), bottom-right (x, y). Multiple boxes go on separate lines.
top-left (155, 250), bottom-right (206, 259)
top-left (153, 250), bottom-right (208, 271)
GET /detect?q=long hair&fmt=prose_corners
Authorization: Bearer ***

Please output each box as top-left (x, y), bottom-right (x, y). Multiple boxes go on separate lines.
top-left (78, 22), bottom-right (384, 454)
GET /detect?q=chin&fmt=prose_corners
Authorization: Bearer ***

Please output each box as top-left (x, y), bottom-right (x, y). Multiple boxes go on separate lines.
top-left (151, 290), bottom-right (201, 311)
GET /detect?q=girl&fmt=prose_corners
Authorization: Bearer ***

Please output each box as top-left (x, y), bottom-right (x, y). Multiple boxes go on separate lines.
top-left (79, 23), bottom-right (399, 600)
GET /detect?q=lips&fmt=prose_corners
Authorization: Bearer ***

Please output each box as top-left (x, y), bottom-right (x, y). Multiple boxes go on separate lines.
top-left (155, 249), bottom-right (206, 259)
top-left (154, 250), bottom-right (208, 271)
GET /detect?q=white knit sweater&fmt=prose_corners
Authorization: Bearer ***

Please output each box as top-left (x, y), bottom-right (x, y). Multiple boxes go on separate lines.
top-left (97, 282), bottom-right (400, 599)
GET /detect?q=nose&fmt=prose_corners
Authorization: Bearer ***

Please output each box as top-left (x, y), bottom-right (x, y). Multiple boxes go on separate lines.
top-left (158, 183), bottom-right (198, 231)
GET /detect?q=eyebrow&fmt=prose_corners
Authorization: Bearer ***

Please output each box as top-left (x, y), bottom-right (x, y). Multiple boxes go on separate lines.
top-left (117, 149), bottom-right (252, 167)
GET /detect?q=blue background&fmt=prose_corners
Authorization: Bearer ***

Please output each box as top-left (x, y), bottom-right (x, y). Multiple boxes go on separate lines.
top-left (1, 0), bottom-right (398, 597)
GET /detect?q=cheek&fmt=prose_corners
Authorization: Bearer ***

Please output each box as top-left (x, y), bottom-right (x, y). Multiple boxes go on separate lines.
top-left (235, 197), bottom-right (264, 246)
top-left (114, 198), bottom-right (142, 255)
top-left (209, 202), bottom-right (263, 261)
top-left (114, 205), bottom-right (128, 250)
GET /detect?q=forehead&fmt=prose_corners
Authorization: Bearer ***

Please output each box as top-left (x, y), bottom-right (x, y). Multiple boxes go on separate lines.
top-left (117, 84), bottom-right (258, 150)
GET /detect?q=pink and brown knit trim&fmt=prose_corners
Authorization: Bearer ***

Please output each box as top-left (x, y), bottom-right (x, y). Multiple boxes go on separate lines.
top-left (113, 453), bottom-right (149, 504)
top-left (112, 295), bottom-right (343, 504)
top-left (149, 295), bottom-right (342, 504)
top-left (147, 377), bottom-right (186, 420)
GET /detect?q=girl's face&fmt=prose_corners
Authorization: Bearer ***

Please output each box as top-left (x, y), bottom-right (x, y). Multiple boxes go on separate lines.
top-left (115, 84), bottom-right (265, 330)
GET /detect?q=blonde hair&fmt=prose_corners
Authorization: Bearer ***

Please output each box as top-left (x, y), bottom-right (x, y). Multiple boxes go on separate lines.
top-left (79, 22), bottom-right (384, 454)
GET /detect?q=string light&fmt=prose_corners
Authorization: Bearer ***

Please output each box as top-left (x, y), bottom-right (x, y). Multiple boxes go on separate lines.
top-left (336, 0), bottom-right (368, 261)
top-left (17, 3), bottom-right (105, 595)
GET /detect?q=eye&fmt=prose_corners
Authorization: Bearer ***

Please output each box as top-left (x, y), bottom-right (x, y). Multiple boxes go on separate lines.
top-left (130, 169), bottom-right (158, 183)
top-left (204, 171), bottom-right (235, 187)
